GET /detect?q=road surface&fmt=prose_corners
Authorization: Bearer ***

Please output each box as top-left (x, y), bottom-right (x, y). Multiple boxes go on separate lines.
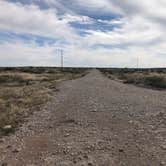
top-left (0, 70), bottom-right (166, 166)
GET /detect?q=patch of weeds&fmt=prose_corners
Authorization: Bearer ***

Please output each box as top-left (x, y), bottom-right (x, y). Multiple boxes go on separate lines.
top-left (144, 76), bottom-right (166, 89)
top-left (0, 75), bottom-right (25, 84)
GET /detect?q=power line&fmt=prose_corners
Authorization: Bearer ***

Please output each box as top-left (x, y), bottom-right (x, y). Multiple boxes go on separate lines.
top-left (56, 49), bottom-right (64, 68)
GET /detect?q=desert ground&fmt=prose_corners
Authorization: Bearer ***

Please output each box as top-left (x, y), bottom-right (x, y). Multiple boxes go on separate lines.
top-left (0, 69), bottom-right (166, 166)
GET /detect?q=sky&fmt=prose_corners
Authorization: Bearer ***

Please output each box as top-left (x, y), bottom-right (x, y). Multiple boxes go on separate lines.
top-left (0, 0), bottom-right (166, 67)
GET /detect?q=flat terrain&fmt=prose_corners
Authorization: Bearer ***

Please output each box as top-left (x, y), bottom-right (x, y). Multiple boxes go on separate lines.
top-left (0, 68), bottom-right (87, 136)
top-left (0, 69), bottom-right (166, 166)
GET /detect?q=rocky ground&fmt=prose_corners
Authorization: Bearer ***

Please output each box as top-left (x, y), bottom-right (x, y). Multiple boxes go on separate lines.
top-left (0, 69), bottom-right (166, 166)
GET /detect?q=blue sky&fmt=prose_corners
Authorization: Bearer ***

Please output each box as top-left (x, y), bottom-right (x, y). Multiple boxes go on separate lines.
top-left (0, 0), bottom-right (166, 67)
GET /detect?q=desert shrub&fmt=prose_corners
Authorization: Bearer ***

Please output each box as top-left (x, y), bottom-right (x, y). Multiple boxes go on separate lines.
top-left (122, 73), bottom-right (144, 84)
top-left (122, 75), bottom-right (135, 84)
top-left (21, 67), bottom-right (47, 74)
top-left (144, 76), bottom-right (166, 89)
top-left (0, 75), bottom-right (26, 84)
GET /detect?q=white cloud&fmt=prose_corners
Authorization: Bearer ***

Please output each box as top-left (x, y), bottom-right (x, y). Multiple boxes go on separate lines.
top-left (83, 16), bottom-right (162, 47)
top-left (0, 0), bottom-right (78, 41)
top-left (61, 14), bottom-right (94, 24)
top-left (72, 0), bottom-right (122, 14)
top-left (111, 0), bottom-right (166, 26)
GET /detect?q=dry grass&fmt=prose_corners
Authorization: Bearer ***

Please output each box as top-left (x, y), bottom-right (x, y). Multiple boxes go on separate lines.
top-left (100, 69), bottom-right (166, 89)
top-left (0, 68), bottom-right (88, 136)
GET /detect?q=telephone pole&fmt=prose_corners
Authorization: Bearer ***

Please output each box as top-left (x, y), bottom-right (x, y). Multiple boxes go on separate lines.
top-left (137, 55), bottom-right (139, 69)
top-left (60, 49), bottom-right (63, 68)
top-left (56, 49), bottom-right (64, 68)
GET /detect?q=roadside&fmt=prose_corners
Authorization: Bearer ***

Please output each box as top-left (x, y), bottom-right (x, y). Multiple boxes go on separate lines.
top-left (0, 68), bottom-right (88, 137)
top-left (100, 68), bottom-right (166, 90)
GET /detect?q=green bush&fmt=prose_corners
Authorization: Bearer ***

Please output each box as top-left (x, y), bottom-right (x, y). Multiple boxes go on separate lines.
top-left (144, 76), bottom-right (166, 89)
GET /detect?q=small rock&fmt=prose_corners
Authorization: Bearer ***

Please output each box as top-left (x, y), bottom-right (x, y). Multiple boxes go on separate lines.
top-left (6, 145), bottom-right (12, 149)
top-left (2, 125), bottom-right (14, 134)
top-left (83, 155), bottom-right (88, 159)
top-left (70, 152), bottom-right (75, 156)
top-left (119, 149), bottom-right (124, 153)
top-left (3, 125), bottom-right (12, 130)
top-left (161, 145), bottom-right (166, 150)
top-left (64, 133), bottom-right (70, 137)
top-left (48, 125), bottom-right (53, 129)
top-left (52, 152), bottom-right (56, 155)
top-left (12, 148), bottom-right (20, 153)
top-left (73, 159), bottom-right (77, 164)
top-left (91, 110), bottom-right (97, 112)
top-left (160, 161), bottom-right (165, 166)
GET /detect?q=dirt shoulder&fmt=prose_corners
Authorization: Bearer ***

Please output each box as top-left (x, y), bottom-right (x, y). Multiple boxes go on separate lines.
top-left (0, 69), bottom-right (166, 166)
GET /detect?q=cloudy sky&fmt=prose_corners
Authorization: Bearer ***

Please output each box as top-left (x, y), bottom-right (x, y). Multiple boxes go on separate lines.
top-left (0, 0), bottom-right (166, 67)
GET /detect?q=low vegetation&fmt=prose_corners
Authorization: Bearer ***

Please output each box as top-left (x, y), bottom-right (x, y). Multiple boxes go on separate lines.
top-left (144, 76), bottom-right (166, 89)
top-left (0, 67), bottom-right (88, 136)
top-left (100, 68), bottom-right (166, 89)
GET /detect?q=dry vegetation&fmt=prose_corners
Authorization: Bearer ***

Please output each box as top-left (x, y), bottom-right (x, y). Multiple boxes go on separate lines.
top-left (100, 68), bottom-right (166, 89)
top-left (0, 67), bottom-right (88, 136)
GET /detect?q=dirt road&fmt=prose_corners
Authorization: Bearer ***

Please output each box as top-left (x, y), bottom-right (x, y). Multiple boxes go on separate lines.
top-left (0, 69), bottom-right (166, 166)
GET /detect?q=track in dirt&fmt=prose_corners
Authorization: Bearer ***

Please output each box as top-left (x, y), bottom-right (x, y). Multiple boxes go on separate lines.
top-left (0, 69), bottom-right (166, 166)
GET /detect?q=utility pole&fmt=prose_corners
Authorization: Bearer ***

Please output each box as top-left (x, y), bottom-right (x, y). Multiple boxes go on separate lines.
top-left (56, 49), bottom-right (64, 68)
top-left (137, 55), bottom-right (139, 69)
top-left (60, 49), bottom-right (63, 68)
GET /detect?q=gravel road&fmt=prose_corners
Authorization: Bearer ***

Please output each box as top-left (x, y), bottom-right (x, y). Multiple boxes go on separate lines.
top-left (0, 69), bottom-right (166, 166)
